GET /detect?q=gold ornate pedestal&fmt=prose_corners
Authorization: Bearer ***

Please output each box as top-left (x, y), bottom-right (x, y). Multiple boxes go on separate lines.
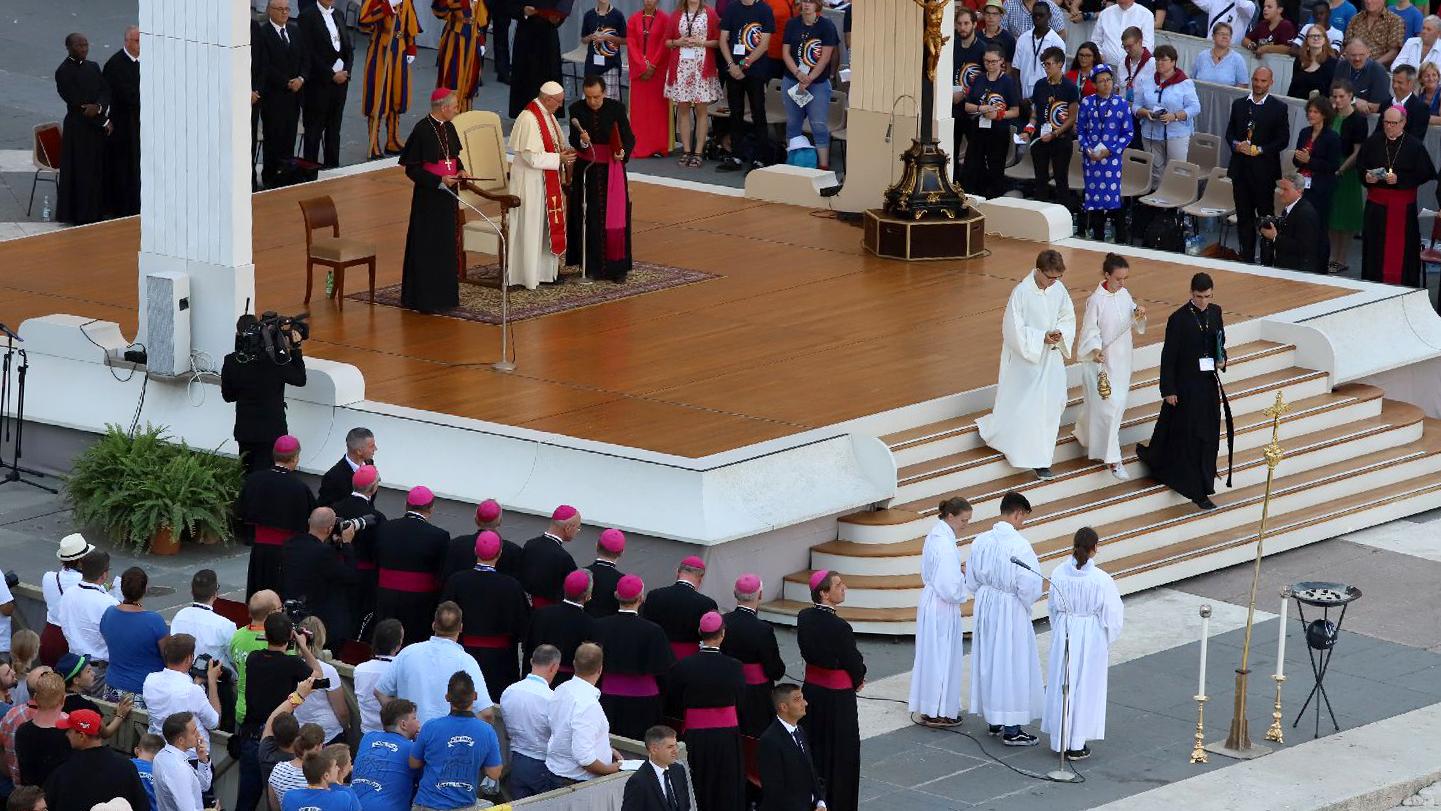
top-left (863, 208), bottom-right (986, 261)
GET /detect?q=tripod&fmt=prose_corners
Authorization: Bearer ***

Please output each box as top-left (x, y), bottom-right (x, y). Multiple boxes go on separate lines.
top-left (0, 324), bottom-right (57, 493)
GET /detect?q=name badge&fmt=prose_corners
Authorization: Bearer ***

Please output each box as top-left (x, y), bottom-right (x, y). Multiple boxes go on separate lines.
top-left (680, 46), bottom-right (703, 60)
top-left (978, 116), bottom-right (992, 129)
top-left (732, 42), bottom-right (746, 55)
top-left (1199, 357), bottom-right (1216, 372)
top-left (592, 53), bottom-right (606, 65)
top-left (1302, 174), bottom-right (1312, 189)
top-left (1039, 122), bottom-right (1053, 137)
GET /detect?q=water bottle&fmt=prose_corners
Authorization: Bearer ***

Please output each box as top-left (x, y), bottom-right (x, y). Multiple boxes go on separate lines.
top-left (325, 270), bottom-right (334, 298)
top-left (41, 194), bottom-right (52, 222)
top-left (1103, 218), bottom-right (1115, 243)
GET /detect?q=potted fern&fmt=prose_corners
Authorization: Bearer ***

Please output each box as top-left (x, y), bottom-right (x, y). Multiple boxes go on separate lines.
top-left (66, 424), bottom-right (242, 555)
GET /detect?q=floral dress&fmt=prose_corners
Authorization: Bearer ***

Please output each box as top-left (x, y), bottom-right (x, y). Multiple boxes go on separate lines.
top-left (664, 10), bottom-right (721, 103)
top-left (1078, 92), bottom-right (1134, 212)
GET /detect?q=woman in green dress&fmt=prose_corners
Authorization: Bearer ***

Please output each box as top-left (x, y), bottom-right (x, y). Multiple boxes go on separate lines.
top-left (1327, 79), bottom-right (1368, 274)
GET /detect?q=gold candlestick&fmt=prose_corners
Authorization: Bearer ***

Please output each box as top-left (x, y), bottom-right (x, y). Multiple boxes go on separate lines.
top-left (1190, 695), bottom-right (1209, 764)
top-left (1264, 675), bottom-right (1286, 743)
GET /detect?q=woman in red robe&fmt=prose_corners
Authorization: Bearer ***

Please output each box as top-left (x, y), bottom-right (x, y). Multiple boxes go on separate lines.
top-left (627, 0), bottom-right (673, 157)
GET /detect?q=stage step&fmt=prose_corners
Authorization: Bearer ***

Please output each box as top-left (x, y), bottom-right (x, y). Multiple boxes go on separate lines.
top-left (758, 416), bottom-right (1441, 633)
top-left (885, 340), bottom-right (1295, 468)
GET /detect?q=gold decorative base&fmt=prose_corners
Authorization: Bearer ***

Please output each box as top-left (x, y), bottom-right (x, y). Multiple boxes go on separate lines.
top-left (862, 209), bottom-right (986, 261)
top-left (1189, 695), bottom-right (1209, 764)
top-left (1264, 675), bottom-right (1286, 743)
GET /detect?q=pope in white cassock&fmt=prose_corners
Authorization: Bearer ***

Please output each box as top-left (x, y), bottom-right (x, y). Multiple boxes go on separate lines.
top-left (965, 491), bottom-right (1045, 745)
top-left (976, 249), bottom-right (1077, 480)
top-left (907, 498), bottom-right (973, 726)
top-left (1040, 527), bottom-right (1123, 758)
top-left (507, 81), bottom-right (577, 289)
top-left (1073, 253), bottom-right (1146, 480)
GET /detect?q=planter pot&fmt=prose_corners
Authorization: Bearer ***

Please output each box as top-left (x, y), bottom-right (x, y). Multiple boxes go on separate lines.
top-left (150, 526), bottom-right (180, 556)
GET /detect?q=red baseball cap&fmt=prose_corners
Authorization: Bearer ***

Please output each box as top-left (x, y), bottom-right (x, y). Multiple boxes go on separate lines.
top-left (56, 709), bottom-right (103, 736)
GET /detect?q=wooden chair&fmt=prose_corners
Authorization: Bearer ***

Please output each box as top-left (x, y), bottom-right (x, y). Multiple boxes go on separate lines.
top-left (453, 110), bottom-right (521, 286)
top-left (29, 122), bottom-right (61, 217)
top-left (298, 195), bottom-right (376, 309)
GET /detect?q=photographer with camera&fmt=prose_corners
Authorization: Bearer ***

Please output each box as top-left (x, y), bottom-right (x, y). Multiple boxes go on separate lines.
top-left (141, 634), bottom-right (222, 757)
top-left (282, 508), bottom-right (361, 652)
top-left (1260, 173), bottom-right (1322, 273)
top-left (221, 312), bottom-right (309, 474)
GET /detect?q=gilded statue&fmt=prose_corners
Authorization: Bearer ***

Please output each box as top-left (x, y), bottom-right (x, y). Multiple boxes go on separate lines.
top-left (912, 0), bottom-right (951, 81)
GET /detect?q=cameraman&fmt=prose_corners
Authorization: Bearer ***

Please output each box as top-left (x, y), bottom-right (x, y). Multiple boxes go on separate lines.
top-left (1259, 172), bottom-right (1321, 274)
top-left (221, 314), bottom-right (308, 473)
top-left (281, 508), bottom-right (360, 654)
top-left (141, 634), bottom-right (222, 754)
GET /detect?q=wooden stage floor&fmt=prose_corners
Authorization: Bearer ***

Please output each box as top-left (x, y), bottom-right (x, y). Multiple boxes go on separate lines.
top-left (0, 169), bottom-right (1348, 457)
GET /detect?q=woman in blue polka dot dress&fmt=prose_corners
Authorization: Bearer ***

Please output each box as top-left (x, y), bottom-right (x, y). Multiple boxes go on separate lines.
top-left (1078, 64), bottom-right (1134, 241)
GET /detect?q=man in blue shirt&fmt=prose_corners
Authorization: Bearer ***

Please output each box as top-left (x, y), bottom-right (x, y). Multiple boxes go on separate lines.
top-left (131, 734), bottom-right (164, 811)
top-left (352, 700), bottom-right (421, 811)
top-left (409, 672), bottom-right (503, 811)
top-left (581, 0), bottom-right (627, 95)
top-left (718, 0), bottom-right (776, 171)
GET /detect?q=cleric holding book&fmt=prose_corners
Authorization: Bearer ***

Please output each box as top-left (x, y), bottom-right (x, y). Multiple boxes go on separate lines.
top-left (567, 75), bottom-right (637, 283)
top-left (397, 88), bottom-right (468, 314)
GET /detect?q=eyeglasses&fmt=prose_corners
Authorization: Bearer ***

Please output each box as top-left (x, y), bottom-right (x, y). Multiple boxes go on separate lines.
top-left (983, 58), bottom-right (1002, 65)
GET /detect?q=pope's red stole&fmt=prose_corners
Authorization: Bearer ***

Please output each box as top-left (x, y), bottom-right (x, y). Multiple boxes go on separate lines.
top-left (526, 100), bottom-right (567, 256)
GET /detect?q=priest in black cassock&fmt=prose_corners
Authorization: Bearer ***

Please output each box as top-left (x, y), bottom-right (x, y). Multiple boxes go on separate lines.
top-left (1359, 106), bottom-right (1437, 301)
top-left (446, 500), bottom-right (526, 581)
top-left (668, 612), bottom-right (746, 811)
top-left (507, 0), bottom-right (565, 118)
top-left (55, 33), bottom-right (110, 225)
top-left (1136, 273), bottom-right (1230, 511)
top-left (593, 575), bottom-right (674, 740)
top-left (721, 574), bottom-right (786, 737)
top-left (797, 570), bottom-right (865, 811)
top-left (584, 528), bottom-right (627, 618)
top-left (237, 435), bottom-right (317, 598)
top-left (372, 486), bottom-right (450, 644)
top-left (333, 465), bottom-right (386, 642)
top-left (398, 88), bottom-right (467, 314)
top-left (566, 76), bottom-right (636, 283)
top-left (102, 27), bottom-right (140, 218)
top-left (641, 557), bottom-right (718, 661)
top-left (523, 569), bottom-right (596, 686)
top-left (442, 531), bottom-right (531, 695)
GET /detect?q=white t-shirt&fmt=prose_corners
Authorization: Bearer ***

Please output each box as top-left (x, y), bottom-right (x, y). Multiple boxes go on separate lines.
top-left (0, 578), bottom-right (12, 653)
top-left (170, 604), bottom-right (240, 671)
top-left (42, 569), bottom-right (121, 626)
top-left (351, 656), bottom-right (395, 735)
top-left (294, 660), bottom-right (345, 743)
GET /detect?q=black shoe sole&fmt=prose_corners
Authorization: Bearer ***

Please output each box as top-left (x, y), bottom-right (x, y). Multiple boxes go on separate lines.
top-left (1002, 736), bottom-right (1039, 747)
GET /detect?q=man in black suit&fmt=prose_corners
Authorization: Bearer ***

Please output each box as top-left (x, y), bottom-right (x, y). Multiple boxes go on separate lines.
top-left (621, 725), bottom-right (693, 811)
top-left (281, 507), bottom-right (360, 649)
top-left (1260, 173), bottom-right (1322, 273)
top-left (298, 0), bottom-right (354, 168)
top-left (255, 0), bottom-right (310, 187)
top-left (1391, 66), bottom-right (1430, 140)
top-left (758, 683), bottom-right (825, 811)
top-left (318, 427), bottom-right (377, 505)
top-left (1225, 66), bottom-right (1289, 262)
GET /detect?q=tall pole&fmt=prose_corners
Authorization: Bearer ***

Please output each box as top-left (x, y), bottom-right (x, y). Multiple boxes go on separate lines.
top-left (1210, 391), bottom-right (1289, 759)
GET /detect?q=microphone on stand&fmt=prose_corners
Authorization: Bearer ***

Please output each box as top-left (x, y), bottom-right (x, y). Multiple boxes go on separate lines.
top-left (442, 183), bottom-right (515, 372)
top-left (568, 118), bottom-right (602, 285)
top-left (1008, 555), bottom-right (1079, 781)
top-left (1009, 555), bottom-right (1034, 572)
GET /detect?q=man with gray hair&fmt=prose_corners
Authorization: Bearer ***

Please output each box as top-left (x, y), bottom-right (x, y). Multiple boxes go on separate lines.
top-left (1393, 14), bottom-right (1441, 72)
top-left (318, 427), bottom-right (377, 505)
top-left (102, 25), bottom-right (141, 217)
top-left (720, 574), bottom-right (785, 737)
top-left (1260, 172), bottom-right (1321, 273)
top-left (499, 645), bottom-right (561, 799)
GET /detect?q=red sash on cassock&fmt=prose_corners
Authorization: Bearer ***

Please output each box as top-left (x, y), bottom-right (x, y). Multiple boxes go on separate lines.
top-left (526, 100), bottom-right (568, 256)
top-left (1368, 186), bottom-right (1416, 285)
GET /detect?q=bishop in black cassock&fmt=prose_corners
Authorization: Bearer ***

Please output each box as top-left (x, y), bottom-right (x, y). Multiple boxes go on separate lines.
top-left (797, 572), bottom-right (864, 811)
top-left (668, 614), bottom-right (746, 811)
top-left (1358, 116), bottom-right (1437, 298)
top-left (236, 436), bottom-right (316, 598)
top-left (721, 575), bottom-right (786, 738)
top-left (398, 89), bottom-right (466, 314)
top-left (102, 30), bottom-right (140, 218)
top-left (1136, 276), bottom-right (1229, 510)
top-left (594, 576), bottom-right (674, 740)
top-left (372, 488), bottom-right (450, 645)
top-left (519, 508), bottom-right (581, 607)
top-left (442, 532), bottom-right (530, 695)
top-left (523, 570), bottom-right (596, 686)
top-left (584, 528), bottom-right (627, 618)
top-left (333, 466), bottom-right (386, 642)
top-left (566, 85), bottom-right (636, 282)
top-left (55, 34), bottom-right (110, 225)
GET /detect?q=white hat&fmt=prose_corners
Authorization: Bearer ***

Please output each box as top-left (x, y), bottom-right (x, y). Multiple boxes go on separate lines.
top-left (539, 81), bottom-right (565, 97)
top-left (90, 800), bottom-right (133, 811)
top-left (787, 136), bottom-right (813, 151)
top-left (57, 533), bottom-right (95, 562)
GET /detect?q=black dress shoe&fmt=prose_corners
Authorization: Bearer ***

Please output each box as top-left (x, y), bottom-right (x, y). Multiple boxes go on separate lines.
top-left (1195, 497), bottom-right (1217, 511)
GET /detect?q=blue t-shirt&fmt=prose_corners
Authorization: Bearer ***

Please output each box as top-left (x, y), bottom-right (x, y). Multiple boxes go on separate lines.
top-left (1392, 3), bottom-right (1422, 38)
top-left (965, 71), bottom-right (1022, 130)
top-left (99, 607), bottom-right (168, 693)
top-left (411, 713), bottom-right (502, 811)
top-left (782, 16), bottom-right (840, 77)
top-left (721, 0), bottom-right (777, 71)
top-left (352, 732), bottom-right (418, 811)
top-left (132, 758), bottom-right (158, 811)
top-left (282, 786), bottom-right (361, 811)
top-left (1327, 0), bottom-right (1356, 30)
top-left (582, 7), bottom-right (627, 75)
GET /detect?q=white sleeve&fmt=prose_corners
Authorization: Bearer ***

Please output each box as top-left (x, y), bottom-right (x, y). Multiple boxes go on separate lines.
top-left (194, 684), bottom-right (221, 730)
top-left (1001, 286), bottom-right (1046, 365)
top-left (521, 150), bottom-right (561, 170)
top-left (197, 760), bottom-right (214, 794)
top-left (1076, 294), bottom-right (1103, 359)
top-left (572, 705), bottom-right (608, 766)
top-left (1056, 287), bottom-right (1077, 360)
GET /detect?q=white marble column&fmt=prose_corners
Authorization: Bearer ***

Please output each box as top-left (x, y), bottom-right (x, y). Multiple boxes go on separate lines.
top-left (138, 0), bottom-right (255, 363)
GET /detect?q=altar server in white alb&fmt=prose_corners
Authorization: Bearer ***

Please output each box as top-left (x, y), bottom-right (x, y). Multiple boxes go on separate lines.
top-left (507, 81), bottom-right (578, 289)
top-left (976, 249), bottom-right (1076, 481)
top-left (1073, 253), bottom-right (1147, 481)
top-left (907, 497), bottom-right (972, 727)
top-left (964, 491), bottom-right (1045, 746)
top-left (1040, 526), bottom-right (1123, 761)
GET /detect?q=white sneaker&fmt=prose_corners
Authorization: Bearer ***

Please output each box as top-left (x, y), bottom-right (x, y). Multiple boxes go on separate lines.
top-left (1111, 464), bottom-right (1130, 480)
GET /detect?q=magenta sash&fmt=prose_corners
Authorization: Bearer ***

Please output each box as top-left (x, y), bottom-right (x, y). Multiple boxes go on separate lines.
top-left (423, 159), bottom-right (459, 178)
top-left (684, 706), bottom-right (738, 730)
top-left (741, 663), bottom-right (768, 686)
top-left (585, 143), bottom-right (628, 261)
top-left (601, 672), bottom-right (660, 697)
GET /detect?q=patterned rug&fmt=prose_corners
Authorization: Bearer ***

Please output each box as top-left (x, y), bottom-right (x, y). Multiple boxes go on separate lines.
top-left (350, 261), bottom-right (718, 324)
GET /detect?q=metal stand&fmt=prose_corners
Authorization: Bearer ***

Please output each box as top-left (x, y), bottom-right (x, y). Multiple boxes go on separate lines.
top-left (444, 187), bottom-right (515, 372)
top-left (577, 154), bottom-right (598, 285)
top-left (0, 326), bottom-right (57, 493)
top-left (1292, 598), bottom-right (1352, 737)
top-left (1189, 695), bottom-right (1208, 764)
top-left (1264, 675), bottom-right (1286, 743)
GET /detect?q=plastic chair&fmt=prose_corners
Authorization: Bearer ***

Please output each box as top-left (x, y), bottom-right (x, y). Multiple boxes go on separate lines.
top-left (1188, 132), bottom-right (1222, 174)
top-left (1182, 166), bottom-right (1235, 218)
top-left (1118, 148), bottom-right (1155, 198)
top-left (28, 122), bottom-right (61, 217)
top-left (299, 196), bottom-right (377, 308)
top-left (1139, 160), bottom-right (1202, 210)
